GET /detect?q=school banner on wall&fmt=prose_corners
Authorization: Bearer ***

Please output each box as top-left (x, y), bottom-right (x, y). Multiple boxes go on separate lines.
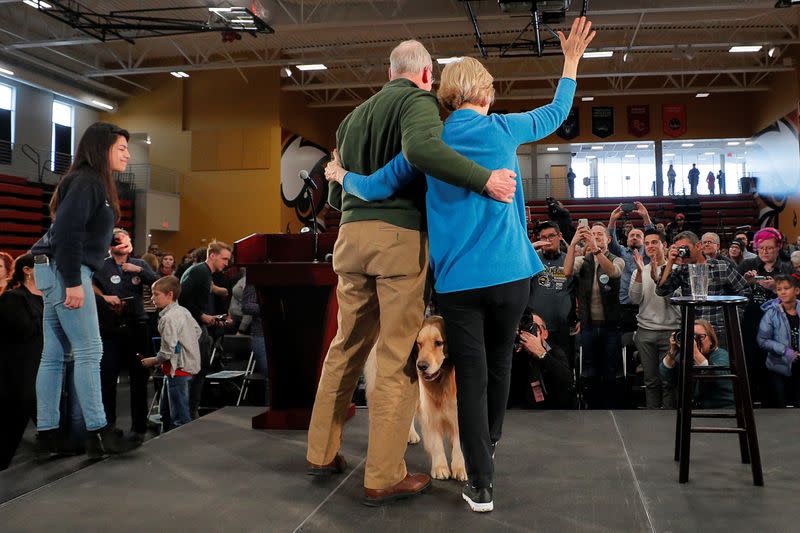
top-left (556, 106), bottom-right (580, 140)
top-left (662, 104), bottom-right (687, 138)
top-left (591, 106), bottom-right (614, 138)
top-left (627, 105), bottom-right (650, 137)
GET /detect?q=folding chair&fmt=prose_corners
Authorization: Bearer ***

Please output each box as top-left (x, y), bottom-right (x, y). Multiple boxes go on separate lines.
top-left (205, 334), bottom-right (255, 406)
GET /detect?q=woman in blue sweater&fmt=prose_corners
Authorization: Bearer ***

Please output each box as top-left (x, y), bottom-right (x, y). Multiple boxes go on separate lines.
top-left (326, 17), bottom-right (596, 513)
top-left (31, 122), bottom-right (139, 460)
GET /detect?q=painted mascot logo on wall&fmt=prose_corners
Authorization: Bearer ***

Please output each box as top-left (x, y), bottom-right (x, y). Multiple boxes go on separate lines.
top-left (280, 134), bottom-right (331, 233)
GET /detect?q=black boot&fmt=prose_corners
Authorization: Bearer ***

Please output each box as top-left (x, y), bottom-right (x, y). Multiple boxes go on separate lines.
top-left (85, 425), bottom-right (140, 460)
top-left (35, 429), bottom-right (62, 462)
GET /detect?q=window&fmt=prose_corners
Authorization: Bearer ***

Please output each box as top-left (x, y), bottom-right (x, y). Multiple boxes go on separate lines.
top-left (0, 82), bottom-right (14, 164)
top-left (52, 100), bottom-right (73, 173)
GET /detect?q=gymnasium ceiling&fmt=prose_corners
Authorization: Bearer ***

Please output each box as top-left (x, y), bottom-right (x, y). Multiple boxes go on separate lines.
top-left (0, 0), bottom-right (798, 109)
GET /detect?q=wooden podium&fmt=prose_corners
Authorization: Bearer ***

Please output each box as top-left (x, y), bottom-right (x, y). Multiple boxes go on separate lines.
top-left (234, 232), bottom-right (354, 430)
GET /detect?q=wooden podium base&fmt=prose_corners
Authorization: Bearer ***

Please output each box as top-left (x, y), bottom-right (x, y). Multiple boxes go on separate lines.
top-left (251, 404), bottom-right (357, 430)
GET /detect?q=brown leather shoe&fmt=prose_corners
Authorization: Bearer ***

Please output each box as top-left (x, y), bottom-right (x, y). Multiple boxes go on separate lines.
top-left (363, 473), bottom-right (432, 506)
top-left (307, 453), bottom-right (347, 476)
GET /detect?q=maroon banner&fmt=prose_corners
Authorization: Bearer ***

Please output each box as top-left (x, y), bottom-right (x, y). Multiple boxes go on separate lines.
top-left (662, 104), bottom-right (687, 138)
top-left (627, 105), bottom-right (650, 137)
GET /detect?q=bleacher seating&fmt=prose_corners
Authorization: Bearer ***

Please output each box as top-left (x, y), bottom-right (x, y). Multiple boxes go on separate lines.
top-left (0, 173), bottom-right (135, 257)
top-left (526, 194), bottom-right (758, 243)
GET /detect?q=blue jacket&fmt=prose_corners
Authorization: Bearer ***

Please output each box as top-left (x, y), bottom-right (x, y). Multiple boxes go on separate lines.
top-left (343, 77), bottom-right (576, 293)
top-left (757, 298), bottom-right (800, 377)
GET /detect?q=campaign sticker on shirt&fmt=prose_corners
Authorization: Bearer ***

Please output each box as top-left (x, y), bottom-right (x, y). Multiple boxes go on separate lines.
top-left (132, 276), bottom-right (141, 285)
top-left (110, 275), bottom-right (122, 285)
top-left (599, 274), bottom-right (610, 285)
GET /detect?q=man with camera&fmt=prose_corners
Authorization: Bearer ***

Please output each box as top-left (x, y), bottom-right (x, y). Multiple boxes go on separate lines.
top-left (92, 228), bottom-right (159, 441)
top-left (529, 221), bottom-right (576, 369)
top-left (543, 197), bottom-right (575, 244)
top-left (629, 228), bottom-right (679, 408)
top-left (509, 313), bottom-right (574, 409)
top-left (564, 222), bottom-right (625, 409)
top-left (608, 201), bottom-right (654, 330)
top-left (656, 231), bottom-right (748, 348)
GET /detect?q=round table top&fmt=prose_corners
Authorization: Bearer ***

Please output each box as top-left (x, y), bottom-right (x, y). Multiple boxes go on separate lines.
top-left (669, 295), bottom-right (748, 306)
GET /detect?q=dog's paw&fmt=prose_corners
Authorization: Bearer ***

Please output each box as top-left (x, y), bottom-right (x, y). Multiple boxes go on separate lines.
top-left (431, 465), bottom-right (451, 480)
top-left (450, 464), bottom-right (468, 482)
top-left (408, 427), bottom-right (421, 445)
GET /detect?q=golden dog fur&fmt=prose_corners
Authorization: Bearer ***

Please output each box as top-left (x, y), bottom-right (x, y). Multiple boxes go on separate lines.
top-left (364, 316), bottom-right (466, 481)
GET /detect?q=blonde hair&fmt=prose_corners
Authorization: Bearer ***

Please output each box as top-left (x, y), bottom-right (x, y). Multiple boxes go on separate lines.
top-left (207, 240), bottom-right (232, 256)
top-left (436, 57), bottom-right (495, 111)
top-left (389, 40), bottom-right (432, 78)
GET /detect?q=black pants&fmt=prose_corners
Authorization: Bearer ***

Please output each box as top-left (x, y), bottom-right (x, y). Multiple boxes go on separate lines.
top-left (0, 346), bottom-right (39, 470)
top-left (437, 278), bottom-right (529, 489)
top-left (100, 322), bottom-right (150, 434)
top-left (767, 362), bottom-right (800, 408)
top-left (189, 328), bottom-right (211, 419)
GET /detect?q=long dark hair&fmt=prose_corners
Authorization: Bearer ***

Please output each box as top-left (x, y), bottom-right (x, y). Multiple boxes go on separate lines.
top-left (9, 253), bottom-right (33, 290)
top-left (49, 122), bottom-right (129, 222)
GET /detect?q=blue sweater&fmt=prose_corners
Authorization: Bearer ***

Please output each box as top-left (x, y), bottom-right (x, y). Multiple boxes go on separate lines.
top-left (342, 77), bottom-right (576, 293)
top-left (757, 298), bottom-right (800, 377)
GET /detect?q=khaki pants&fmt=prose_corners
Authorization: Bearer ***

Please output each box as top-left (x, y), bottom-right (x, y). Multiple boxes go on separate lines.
top-left (307, 220), bottom-right (427, 489)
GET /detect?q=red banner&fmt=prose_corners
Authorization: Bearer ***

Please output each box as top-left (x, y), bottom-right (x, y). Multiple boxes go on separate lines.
top-left (627, 105), bottom-right (650, 137)
top-left (662, 104), bottom-right (687, 138)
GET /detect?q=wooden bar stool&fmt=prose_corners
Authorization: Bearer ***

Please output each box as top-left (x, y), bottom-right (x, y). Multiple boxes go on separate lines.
top-left (669, 295), bottom-right (763, 486)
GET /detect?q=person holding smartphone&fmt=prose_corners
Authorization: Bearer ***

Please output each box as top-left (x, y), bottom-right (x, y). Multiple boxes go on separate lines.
top-left (30, 122), bottom-right (139, 460)
top-left (92, 227), bottom-right (158, 442)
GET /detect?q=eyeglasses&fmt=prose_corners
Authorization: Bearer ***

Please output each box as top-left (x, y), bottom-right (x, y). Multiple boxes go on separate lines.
top-left (759, 246), bottom-right (776, 252)
top-left (540, 233), bottom-right (560, 241)
top-left (701, 240), bottom-right (719, 246)
top-left (694, 333), bottom-right (708, 343)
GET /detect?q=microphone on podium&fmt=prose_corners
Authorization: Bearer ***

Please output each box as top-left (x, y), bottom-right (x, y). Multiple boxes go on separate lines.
top-left (299, 169), bottom-right (318, 191)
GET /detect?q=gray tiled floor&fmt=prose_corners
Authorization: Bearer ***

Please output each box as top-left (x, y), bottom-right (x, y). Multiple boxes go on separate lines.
top-left (1, 407), bottom-right (796, 532)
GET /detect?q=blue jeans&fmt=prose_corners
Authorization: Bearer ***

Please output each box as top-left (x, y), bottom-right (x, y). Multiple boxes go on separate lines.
top-left (251, 334), bottom-right (269, 405)
top-left (160, 375), bottom-right (192, 431)
top-left (34, 262), bottom-right (107, 431)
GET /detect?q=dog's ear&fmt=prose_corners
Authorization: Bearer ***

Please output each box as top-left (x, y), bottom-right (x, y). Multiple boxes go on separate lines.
top-left (403, 342), bottom-right (419, 384)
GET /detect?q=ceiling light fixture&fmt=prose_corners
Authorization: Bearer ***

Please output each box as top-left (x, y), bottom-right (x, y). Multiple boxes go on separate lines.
top-left (745, 141), bottom-right (755, 145)
top-left (581, 96), bottom-right (594, 101)
top-left (727, 141), bottom-right (740, 146)
top-left (23, 0), bottom-right (52, 8)
top-left (91, 100), bottom-right (114, 110)
top-left (547, 147), bottom-right (559, 152)
top-left (583, 50), bottom-right (614, 59)
top-left (636, 144), bottom-right (648, 149)
top-left (591, 146), bottom-right (603, 150)
top-left (696, 92), bottom-right (710, 98)
top-left (296, 64), bottom-right (327, 71)
top-left (729, 45), bottom-right (763, 53)
top-left (436, 57), bottom-right (462, 65)
top-left (768, 47), bottom-right (777, 57)
top-left (281, 67), bottom-right (292, 78)
top-left (170, 71), bottom-right (189, 78)
top-left (0, 67), bottom-right (13, 77)
top-left (681, 143), bottom-right (694, 147)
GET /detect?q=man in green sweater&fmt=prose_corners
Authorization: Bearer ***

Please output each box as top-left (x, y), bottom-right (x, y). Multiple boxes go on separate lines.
top-left (306, 40), bottom-right (517, 505)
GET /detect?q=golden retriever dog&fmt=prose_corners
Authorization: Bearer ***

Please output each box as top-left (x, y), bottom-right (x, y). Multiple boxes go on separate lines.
top-left (364, 316), bottom-right (466, 481)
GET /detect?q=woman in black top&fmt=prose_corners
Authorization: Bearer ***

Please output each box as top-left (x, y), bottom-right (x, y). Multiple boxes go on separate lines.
top-left (0, 254), bottom-right (43, 469)
top-left (30, 122), bottom-right (137, 460)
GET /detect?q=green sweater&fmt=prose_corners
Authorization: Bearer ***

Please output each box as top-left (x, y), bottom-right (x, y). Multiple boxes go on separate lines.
top-left (329, 78), bottom-right (492, 230)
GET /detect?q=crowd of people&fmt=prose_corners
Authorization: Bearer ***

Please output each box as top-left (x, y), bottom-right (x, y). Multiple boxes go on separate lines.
top-left (0, 123), bottom-right (262, 471)
top-left (2, 16), bottom-right (799, 516)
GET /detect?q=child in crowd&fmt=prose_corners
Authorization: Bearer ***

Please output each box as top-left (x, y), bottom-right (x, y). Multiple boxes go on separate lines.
top-left (757, 273), bottom-right (800, 407)
top-left (141, 276), bottom-right (202, 431)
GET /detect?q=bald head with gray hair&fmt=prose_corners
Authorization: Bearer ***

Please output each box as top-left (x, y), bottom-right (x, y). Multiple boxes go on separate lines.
top-left (389, 40), bottom-right (432, 78)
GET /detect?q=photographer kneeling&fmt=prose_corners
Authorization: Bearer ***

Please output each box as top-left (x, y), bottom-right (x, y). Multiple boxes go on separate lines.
top-left (660, 319), bottom-right (734, 409)
top-left (508, 313), bottom-right (574, 409)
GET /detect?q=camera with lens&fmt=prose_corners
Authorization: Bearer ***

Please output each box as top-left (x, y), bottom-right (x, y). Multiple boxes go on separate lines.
top-left (514, 312), bottom-right (540, 351)
top-left (676, 245), bottom-right (692, 258)
top-left (545, 196), bottom-right (560, 216)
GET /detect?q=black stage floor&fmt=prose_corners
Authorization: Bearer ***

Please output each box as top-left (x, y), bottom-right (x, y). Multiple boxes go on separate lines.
top-left (1, 407), bottom-right (797, 532)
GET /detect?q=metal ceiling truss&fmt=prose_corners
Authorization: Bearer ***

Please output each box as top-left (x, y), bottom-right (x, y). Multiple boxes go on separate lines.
top-left (31, 1), bottom-right (274, 44)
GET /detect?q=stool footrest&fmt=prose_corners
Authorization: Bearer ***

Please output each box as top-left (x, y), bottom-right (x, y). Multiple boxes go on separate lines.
top-left (691, 427), bottom-right (746, 434)
top-left (689, 412), bottom-right (738, 419)
top-left (692, 373), bottom-right (738, 380)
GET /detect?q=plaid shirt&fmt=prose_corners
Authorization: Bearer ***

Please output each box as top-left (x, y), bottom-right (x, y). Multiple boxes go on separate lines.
top-left (655, 258), bottom-right (749, 335)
